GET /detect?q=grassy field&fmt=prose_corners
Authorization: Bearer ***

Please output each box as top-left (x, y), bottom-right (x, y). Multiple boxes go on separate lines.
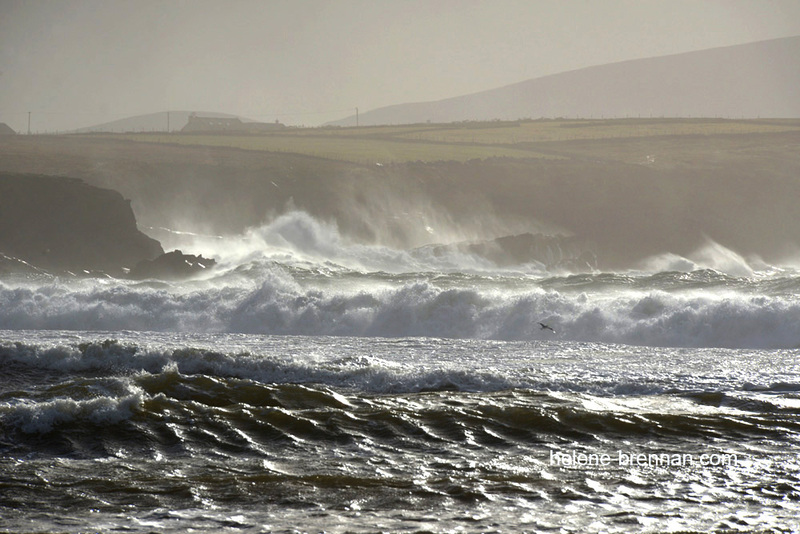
top-left (395, 118), bottom-right (800, 143)
top-left (85, 118), bottom-right (800, 164)
top-left (91, 132), bottom-right (548, 164)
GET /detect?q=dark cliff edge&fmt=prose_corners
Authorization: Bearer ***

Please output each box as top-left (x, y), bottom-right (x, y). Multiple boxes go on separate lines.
top-left (0, 173), bottom-right (163, 276)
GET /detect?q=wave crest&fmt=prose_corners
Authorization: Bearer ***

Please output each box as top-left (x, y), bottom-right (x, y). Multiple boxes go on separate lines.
top-left (2, 268), bottom-right (800, 348)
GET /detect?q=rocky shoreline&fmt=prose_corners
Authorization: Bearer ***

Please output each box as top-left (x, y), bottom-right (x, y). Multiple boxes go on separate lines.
top-left (0, 172), bottom-right (213, 279)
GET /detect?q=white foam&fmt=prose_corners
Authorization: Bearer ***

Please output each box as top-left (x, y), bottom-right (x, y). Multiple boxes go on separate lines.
top-left (3, 331), bottom-right (797, 401)
top-left (3, 210), bottom-right (800, 350)
top-left (2, 383), bottom-right (144, 433)
top-left (2, 267), bottom-right (800, 348)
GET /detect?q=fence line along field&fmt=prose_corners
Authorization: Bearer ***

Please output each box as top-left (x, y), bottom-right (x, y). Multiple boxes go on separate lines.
top-left (84, 118), bottom-right (800, 165)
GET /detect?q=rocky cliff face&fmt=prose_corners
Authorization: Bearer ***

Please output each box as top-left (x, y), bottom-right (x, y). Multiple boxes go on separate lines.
top-left (0, 173), bottom-right (163, 275)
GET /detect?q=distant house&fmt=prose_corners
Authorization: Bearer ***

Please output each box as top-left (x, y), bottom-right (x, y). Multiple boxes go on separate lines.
top-left (0, 123), bottom-right (16, 135)
top-left (182, 115), bottom-right (244, 132)
top-left (247, 120), bottom-right (287, 133)
top-left (181, 114), bottom-right (285, 133)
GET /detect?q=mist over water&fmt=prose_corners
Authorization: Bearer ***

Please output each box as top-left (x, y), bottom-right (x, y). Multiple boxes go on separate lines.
top-left (2, 211), bottom-right (799, 350)
top-left (163, 209), bottom-right (787, 277)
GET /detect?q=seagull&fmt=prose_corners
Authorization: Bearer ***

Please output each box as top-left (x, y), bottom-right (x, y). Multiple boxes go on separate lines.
top-left (538, 322), bottom-right (556, 333)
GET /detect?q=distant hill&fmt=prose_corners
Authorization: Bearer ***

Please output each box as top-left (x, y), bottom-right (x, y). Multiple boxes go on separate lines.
top-left (329, 36), bottom-right (800, 126)
top-left (74, 111), bottom-right (252, 133)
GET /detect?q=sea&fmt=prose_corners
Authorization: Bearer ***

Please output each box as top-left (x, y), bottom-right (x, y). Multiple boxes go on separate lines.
top-left (2, 212), bottom-right (800, 533)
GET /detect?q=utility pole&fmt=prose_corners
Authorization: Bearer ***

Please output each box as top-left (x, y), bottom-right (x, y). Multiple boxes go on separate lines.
top-left (356, 107), bottom-right (359, 128)
top-left (27, 111), bottom-right (31, 135)
top-left (167, 111), bottom-right (170, 133)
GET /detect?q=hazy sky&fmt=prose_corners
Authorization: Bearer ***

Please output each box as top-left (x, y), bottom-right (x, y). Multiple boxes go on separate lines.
top-left (2, 0), bottom-right (799, 132)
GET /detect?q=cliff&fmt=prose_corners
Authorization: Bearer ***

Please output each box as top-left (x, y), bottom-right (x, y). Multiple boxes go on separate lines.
top-left (0, 173), bottom-right (163, 275)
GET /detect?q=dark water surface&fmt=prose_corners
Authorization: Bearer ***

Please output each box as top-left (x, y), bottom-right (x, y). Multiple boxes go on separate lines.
top-left (2, 332), bottom-right (799, 533)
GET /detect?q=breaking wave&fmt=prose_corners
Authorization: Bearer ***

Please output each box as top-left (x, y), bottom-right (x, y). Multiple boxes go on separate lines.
top-left (2, 266), bottom-right (800, 348)
top-left (3, 211), bottom-right (800, 349)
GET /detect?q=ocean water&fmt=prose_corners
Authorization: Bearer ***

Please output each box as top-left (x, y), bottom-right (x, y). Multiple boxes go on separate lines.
top-left (2, 213), bottom-right (800, 533)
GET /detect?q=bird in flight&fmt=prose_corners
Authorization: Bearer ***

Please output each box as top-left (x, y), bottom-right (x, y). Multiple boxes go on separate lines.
top-left (538, 322), bottom-right (556, 333)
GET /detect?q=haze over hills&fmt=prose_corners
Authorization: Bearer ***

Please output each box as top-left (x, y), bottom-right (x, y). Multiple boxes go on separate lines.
top-left (330, 36), bottom-right (800, 127)
top-left (66, 37), bottom-right (799, 133)
top-left (74, 111), bottom-right (251, 134)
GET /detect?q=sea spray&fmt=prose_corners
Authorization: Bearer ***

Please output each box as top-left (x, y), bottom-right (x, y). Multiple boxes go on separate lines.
top-left (3, 267), bottom-right (800, 348)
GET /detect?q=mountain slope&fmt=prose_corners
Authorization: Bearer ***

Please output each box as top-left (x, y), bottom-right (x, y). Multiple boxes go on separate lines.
top-left (331, 36), bottom-right (800, 126)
